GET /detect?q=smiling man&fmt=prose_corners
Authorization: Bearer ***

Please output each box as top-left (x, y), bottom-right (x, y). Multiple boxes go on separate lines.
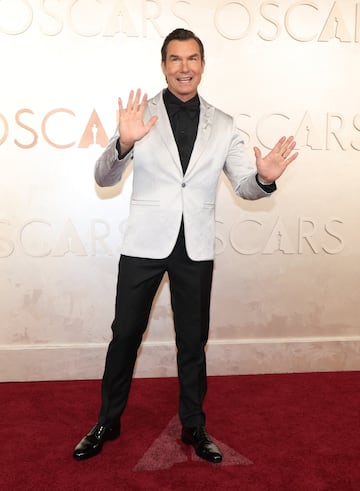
top-left (73, 28), bottom-right (298, 464)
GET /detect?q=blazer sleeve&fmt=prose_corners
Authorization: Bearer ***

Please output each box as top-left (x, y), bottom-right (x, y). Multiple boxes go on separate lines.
top-left (223, 123), bottom-right (275, 200)
top-left (94, 133), bottom-right (133, 187)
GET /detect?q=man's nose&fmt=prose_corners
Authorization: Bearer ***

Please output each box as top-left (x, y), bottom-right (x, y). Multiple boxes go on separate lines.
top-left (180, 60), bottom-right (189, 71)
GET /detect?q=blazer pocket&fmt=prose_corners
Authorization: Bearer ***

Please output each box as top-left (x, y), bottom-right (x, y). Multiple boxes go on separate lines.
top-left (131, 199), bottom-right (160, 207)
top-left (202, 202), bottom-right (215, 209)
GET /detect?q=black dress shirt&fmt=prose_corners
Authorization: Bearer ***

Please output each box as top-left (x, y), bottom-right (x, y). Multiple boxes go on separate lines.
top-left (163, 89), bottom-right (200, 175)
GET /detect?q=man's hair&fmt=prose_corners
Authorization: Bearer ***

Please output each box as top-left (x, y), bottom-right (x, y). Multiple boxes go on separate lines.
top-left (161, 28), bottom-right (205, 62)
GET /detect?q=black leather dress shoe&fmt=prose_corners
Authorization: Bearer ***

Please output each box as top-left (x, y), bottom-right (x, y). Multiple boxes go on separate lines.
top-left (181, 426), bottom-right (223, 463)
top-left (73, 422), bottom-right (120, 461)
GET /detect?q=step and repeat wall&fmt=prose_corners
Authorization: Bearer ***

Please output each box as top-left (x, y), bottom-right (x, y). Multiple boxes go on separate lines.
top-left (1, 0), bottom-right (359, 381)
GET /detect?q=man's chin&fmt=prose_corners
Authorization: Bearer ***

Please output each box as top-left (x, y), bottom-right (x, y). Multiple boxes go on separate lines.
top-left (172, 86), bottom-right (197, 99)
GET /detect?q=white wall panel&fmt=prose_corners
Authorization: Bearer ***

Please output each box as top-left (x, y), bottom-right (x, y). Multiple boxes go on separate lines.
top-left (1, 0), bottom-right (359, 381)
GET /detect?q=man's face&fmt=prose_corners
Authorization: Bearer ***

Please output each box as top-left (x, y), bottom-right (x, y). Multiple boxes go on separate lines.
top-left (161, 39), bottom-right (205, 102)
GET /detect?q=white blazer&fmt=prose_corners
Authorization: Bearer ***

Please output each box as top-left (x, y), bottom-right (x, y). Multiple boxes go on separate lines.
top-left (95, 91), bottom-right (273, 261)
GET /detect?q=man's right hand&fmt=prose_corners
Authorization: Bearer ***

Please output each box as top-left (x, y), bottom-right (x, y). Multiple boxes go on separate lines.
top-left (118, 88), bottom-right (158, 154)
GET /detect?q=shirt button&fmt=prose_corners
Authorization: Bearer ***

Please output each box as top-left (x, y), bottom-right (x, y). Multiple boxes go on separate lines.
top-left (181, 183), bottom-right (186, 188)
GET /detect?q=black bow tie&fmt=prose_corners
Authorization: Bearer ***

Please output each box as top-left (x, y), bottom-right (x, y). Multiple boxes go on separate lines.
top-left (167, 100), bottom-right (200, 120)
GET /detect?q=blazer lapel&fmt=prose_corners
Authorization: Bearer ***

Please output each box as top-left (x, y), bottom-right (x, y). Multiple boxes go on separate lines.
top-left (148, 92), bottom-right (183, 174)
top-left (186, 97), bottom-right (214, 175)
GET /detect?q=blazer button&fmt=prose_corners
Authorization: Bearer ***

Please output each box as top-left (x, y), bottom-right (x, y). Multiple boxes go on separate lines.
top-left (181, 183), bottom-right (186, 188)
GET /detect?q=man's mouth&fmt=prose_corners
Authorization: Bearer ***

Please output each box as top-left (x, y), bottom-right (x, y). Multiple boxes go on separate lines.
top-left (177, 76), bottom-right (192, 82)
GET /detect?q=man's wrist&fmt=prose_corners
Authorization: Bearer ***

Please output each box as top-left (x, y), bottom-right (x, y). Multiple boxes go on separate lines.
top-left (255, 173), bottom-right (277, 192)
top-left (116, 138), bottom-right (133, 159)
top-left (256, 174), bottom-right (273, 185)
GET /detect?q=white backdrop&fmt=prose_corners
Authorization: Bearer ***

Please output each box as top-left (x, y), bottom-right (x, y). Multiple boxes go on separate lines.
top-left (1, 0), bottom-right (360, 381)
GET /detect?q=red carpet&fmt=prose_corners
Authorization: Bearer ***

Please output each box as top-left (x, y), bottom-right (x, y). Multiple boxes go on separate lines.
top-left (1, 372), bottom-right (360, 490)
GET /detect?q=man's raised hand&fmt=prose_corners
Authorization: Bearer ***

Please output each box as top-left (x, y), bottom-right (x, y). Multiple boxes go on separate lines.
top-left (254, 136), bottom-right (298, 184)
top-left (118, 89), bottom-right (158, 154)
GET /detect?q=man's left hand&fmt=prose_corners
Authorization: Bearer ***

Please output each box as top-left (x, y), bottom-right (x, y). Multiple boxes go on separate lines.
top-left (254, 136), bottom-right (298, 184)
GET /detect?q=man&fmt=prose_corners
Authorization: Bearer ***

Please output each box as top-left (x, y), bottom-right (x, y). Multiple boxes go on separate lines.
top-left (73, 28), bottom-right (298, 464)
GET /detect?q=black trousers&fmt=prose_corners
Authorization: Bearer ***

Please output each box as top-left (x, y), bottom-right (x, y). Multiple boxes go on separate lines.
top-left (98, 227), bottom-right (214, 428)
